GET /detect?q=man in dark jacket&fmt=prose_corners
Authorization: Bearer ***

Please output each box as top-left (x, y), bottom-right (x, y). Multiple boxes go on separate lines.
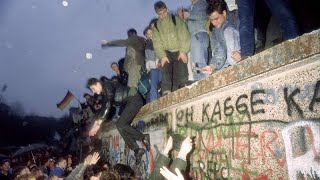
top-left (87, 78), bottom-right (150, 164)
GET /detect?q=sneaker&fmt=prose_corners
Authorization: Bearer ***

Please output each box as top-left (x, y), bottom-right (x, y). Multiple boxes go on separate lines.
top-left (134, 148), bottom-right (145, 165)
top-left (142, 134), bottom-right (151, 152)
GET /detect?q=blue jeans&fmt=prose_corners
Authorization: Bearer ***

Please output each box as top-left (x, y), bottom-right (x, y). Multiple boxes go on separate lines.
top-left (238, 0), bottom-right (299, 56)
top-left (190, 32), bottom-right (209, 81)
top-left (148, 68), bottom-right (161, 102)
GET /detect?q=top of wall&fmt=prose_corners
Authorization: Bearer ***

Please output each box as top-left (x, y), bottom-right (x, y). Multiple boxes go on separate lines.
top-left (135, 29), bottom-right (320, 119)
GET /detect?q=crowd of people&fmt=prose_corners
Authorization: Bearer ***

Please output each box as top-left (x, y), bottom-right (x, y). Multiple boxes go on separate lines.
top-left (1, 0), bottom-right (303, 179)
top-left (0, 136), bottom-right (193, 180)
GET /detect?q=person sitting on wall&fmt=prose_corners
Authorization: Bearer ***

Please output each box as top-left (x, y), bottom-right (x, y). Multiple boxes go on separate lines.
top-left (86, 77), bottom-right (151, 165)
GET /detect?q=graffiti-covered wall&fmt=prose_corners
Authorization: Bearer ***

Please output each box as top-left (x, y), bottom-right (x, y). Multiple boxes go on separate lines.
top-left (101, 30), bottom-right (320, 179)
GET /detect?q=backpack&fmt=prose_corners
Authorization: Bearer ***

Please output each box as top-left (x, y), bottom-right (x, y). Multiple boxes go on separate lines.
top-left (137, 67), bottom-right (151, 98)
top-left (154, 15), bottom-right (177, 32)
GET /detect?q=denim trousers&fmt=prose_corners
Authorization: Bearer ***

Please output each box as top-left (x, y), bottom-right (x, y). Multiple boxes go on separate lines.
top-left (148, 68), bottom-right (161, 102)
top-left (161, 51), bottom-right (188, 93)
top-left (115, 94), bottom-right (143, 151)
top-left (190, 32), bottom-right (209, 81)
top-left (238, 0), bottom-right (299, 56)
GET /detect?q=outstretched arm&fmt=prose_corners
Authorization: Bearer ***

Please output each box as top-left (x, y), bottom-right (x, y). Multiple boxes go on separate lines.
top-left (101, 39), bottom-right (129, 48)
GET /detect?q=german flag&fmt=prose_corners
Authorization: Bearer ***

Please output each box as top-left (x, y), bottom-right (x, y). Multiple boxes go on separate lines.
top-left (56, 91), bottom-right (74, 111)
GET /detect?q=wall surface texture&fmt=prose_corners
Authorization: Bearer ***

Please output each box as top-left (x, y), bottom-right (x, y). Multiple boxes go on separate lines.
top-left (100, 30), bottom-right (320, 179)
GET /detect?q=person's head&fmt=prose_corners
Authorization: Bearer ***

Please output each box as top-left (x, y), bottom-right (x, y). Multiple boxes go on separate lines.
top-left (83, 93), bottom-right (92, 100)
top-left (100, 170), bottom-right (120, 180)
top-left (56, 157), bottom-right (67, 170)
top-left (144, 27), bottom-right (153, 40)
top-left (112, 163), bottom-right (135, 179)
top-left (13, 166), bottom-right (31, 178)
top-left (149, 18), bottom-right (158, 29)
top-left (30, 167), bottom-right (44, 178)
top-left (48, 158), bottom-right (55, 170)
top-left (87, 78), bottom-right (103, 95)
top-left (110, 62), bottom-right (120, 74)
top-left (15, 174), bottom-right (37, 180)
top-left (83, 165), bottom-right (102, 180)
top-left (207, 0), bottom-right (227, 29)
top-left (127, 28), bottom-right (137, 38)
top-left (154, 1), bottom-right (168, 20)
top-left (0, 160), bottom-right (10, 174)
top-left (111, 76), bottom-right (119, 82)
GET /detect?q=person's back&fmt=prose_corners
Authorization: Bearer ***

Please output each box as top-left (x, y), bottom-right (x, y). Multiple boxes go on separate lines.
top-left (126, 35), bottom-right (145, 66)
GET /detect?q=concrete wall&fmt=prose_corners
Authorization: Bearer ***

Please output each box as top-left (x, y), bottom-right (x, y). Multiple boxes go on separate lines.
top-left (100, 30), bottom-right (320, 179)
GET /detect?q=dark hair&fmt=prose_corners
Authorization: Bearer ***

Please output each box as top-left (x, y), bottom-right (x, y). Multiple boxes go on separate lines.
top-left (83, 93), bottom-right (91, 98)
top-left (143, 26), bottom-right (152, 36)
top-left (87, 78), bottom-right (100, 88)
top-left (100, 170), bottom-right (120, 180)
top-left (154, 1), bottom-right (167, 12)
top-left (127, 28), bottom-right (137, 35)
top-left (56, 157), bottom-right (65, 165)
top-left (0, 159), bottom-right (10, 166)
top-left (110, 62), bottom-right (118, 68)
top-left (149, 18), bottom-right (158, 27)
top-left (111, 76), bottom-right (119, 81)
top-left (207, 0), bottom-right (227, 15)
top-left (113, 163), bottom-right (135, 179)
top-left (30, 167), bottom-right (43, 174)
top-left (83, 165), bottom-right (102, 180)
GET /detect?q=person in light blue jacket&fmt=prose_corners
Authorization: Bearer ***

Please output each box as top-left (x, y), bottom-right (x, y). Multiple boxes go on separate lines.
top-left (203, 0), bottom-right (241, 75)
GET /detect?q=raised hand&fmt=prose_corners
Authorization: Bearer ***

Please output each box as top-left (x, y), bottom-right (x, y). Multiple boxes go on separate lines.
top-left (84, 154), bottom-right (93, 166)
top-left (101, 40), bottom-right (108, 46)
top-left (177, 136), bottom-right (193, 159)
top-left (90, 152), bottom-right (100, 165)
top-left (163, 136), bottom-right (173, 155)
top-left (89, 120), bottom-right (102, 136)
top-left (160, 167), bottom-right (184, 180)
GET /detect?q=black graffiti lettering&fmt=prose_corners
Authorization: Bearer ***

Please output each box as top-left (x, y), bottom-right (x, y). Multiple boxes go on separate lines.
top-left (211, 100), bottom-right (221, 121)
top-left (236, 94), bottom-right (249, 115)
top-left (202, 103), bottom-right (210, 122)
top-left (309, 80), bottom-right (320, 112)
top-left (224, 97), bottom-right (234, 117)
top-left (176, 109), bottom-right (184, 122)
top-left (251, 89), bottom-right (266, 115)
top-left (284, 87), bottom-right (303, 117)
top-left (186, 106), bottom-right (194, 122)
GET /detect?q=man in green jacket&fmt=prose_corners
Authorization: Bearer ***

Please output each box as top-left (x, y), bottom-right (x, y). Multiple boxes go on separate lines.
top-left (152, 1), bottom-right (191, 96)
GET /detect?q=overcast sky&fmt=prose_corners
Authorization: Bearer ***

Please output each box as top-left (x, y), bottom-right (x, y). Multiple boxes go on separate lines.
top-left (0, 0), bottom-right (190, 118)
